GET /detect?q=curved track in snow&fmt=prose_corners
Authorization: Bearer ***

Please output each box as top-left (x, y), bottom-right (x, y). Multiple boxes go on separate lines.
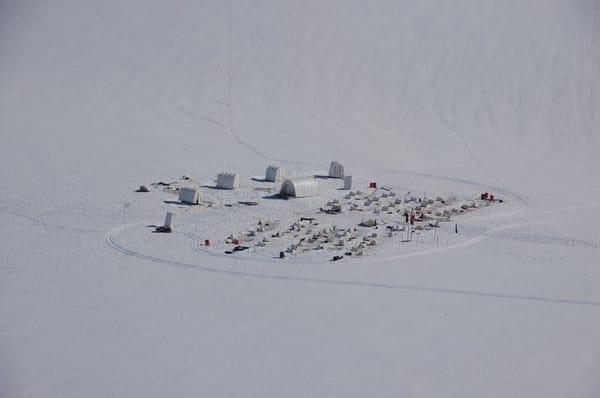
top-left (104, 222), bottom-right (600, 307)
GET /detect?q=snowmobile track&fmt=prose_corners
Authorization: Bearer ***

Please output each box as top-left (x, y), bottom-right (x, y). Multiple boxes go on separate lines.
top-left (104, 223), bottom-right (600, 307)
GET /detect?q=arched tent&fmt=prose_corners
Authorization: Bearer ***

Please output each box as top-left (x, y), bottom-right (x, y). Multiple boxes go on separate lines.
top-left (328, 161), bottom-right (344, 178)
top-left (217, 173), bottom-right (240, 189)
top-left (280, 178), bottom-right (318, 198)
top-left (265, 166), bottom-right (285, 182)
top-left (179, 187), bottom-right (202, 204)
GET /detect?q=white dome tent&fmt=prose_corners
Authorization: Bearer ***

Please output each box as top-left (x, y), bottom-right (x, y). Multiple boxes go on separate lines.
top-left (178, 187), bottom-right (202, 204)
top-left (265, 165), bottom-right (285, 182)
top-left (328, 161), bottom-right (344, 178)
top-left (217, 173), bottom-right (240, 190)
top-left (280, 178), bottom-right (318, 198)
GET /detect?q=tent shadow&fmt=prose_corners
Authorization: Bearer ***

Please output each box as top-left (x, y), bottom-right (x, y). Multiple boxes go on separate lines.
top-left (314, 174), bottom-right (331, 179)
top-left (262, 193), bottom-right (289, 200)
top-left (163, 200), bottom-right (198, 206)
top-left (251, 177), bottom-right (271, 183)
top-left (200, 185), bottom-right (231, 190)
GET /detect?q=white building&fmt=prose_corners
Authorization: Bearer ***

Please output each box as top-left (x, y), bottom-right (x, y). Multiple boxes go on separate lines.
top-left (265, 165), bottom-right (285, 182)
top-left (280, 178), bottom-right (318, 198)
top-left (178, 187), bottom-right (202, 204)
top-left (217, 173), bottom-right (240, 189)
top-left (328, 161), bottom-right (344, 178)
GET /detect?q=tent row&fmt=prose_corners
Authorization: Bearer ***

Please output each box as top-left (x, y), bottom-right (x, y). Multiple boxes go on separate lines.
top-left (178, 161), bottom-right (349, 202)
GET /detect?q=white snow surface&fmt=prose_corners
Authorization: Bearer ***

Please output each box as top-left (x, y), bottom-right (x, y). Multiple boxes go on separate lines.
top-left (1, 1), bottom-right (600, 397)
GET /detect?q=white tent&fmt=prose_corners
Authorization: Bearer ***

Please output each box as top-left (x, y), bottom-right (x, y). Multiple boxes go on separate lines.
top-left (265, 165), bottom-right (285, 182)
top-left (178, 187), bottom-right (202, 204)
top-left (217, 173), bottom-right (240, 189)
top-left (280, 178), bottom-right (318, 198)
top-left (328, 161), bottom-right (344, 178)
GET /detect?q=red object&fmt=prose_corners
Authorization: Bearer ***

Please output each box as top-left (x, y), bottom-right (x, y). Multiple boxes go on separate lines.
top-left (482, 192), bottom-right (489, 200)
top-left (489, 194), bottom-right (494, 201)
top-left (233, 239), bottom-right (240, 245)
top-left (204, 239), bottom-right (210, 246)
top-left (369, 182), bottom-right (377, 188)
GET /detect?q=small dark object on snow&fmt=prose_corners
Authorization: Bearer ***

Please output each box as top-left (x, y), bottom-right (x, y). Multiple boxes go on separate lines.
top-left (279, 251), bottom-right (285, 259)
top-left (238, 201), bottom-right (259, 206)
top-left (360, 219), bottom-right (377, 227)
top-left (325, 204), bottom-right (342, 214)
top-left (233, 245), bottom-right (249, 252)
top-left (136, 185), bottom-right (149, 192)
top-left (156, 182), bottom-right (172, 186)
top-left (154, 226), bottom-right (172, 233)
top-left (182, 175), bottom-right (190, 180)
top-left (344, 252), bottom-right (352, 256)
top-left (225, 250), bottom-right (233, 254)
top-left (331, 255), bottom-right (344, 261)
top-left (300, 217), bottom-right (315, 222)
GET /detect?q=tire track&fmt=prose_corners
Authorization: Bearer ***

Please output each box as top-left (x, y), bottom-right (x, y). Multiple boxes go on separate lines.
top-left (219, 0), bottom-right (313, 167)
top-left (104, 223), bottom-right (600, 307)
top-left (437, 109), bottom-right (508, 191)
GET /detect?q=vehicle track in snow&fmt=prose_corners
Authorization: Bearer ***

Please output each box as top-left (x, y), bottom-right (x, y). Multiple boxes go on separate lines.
top-left (104, 222), bottom-right (600, 307)
top-left (436, 109), bottom-right (508, 191)
top-left (221, 0), bottom-right (270, 162)
top-left (218, 0), bottom-right (320, 168)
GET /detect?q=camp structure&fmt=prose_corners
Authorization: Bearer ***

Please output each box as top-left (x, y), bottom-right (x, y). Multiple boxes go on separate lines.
top-left (178, 187), bottom-right (202, 204)
top-left (265, 165), bottom-right (285, 182)
top-left (217, 173), bottom-right (240, 190)
top-left (280, 178), bottom-right (318, 198)
top-left (343, 175), bottom-right (353, 190)
top-left (328, 161), bottom-right (345, 178)
top-left (164, 212), bottom-right (174, 228)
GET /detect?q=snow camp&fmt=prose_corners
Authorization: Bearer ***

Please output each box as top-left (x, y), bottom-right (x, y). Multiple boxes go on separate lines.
top-left (3, 1), bottom-right (599, 397)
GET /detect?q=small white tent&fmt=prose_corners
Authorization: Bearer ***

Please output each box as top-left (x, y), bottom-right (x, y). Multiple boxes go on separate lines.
top-left (328, 161), bottom-right (344, 178)
top-left (178, 187), bottom-right (202, 204)
top-left (280, 178), bottom-right (318, 198)
top-left (217, 173), bottom-right (240, 189)
top-left (265, 165), bottom-right (285, 182)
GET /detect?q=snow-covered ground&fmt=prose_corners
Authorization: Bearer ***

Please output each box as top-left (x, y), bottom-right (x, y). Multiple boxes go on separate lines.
top-left (1, 1), bottom-right (600, 397)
